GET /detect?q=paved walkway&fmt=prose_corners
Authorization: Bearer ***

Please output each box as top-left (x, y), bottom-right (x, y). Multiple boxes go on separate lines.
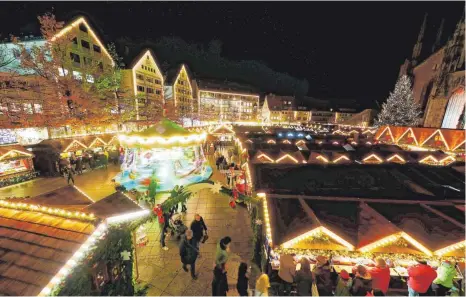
top-left (0, 165), bottom-right (121, 200)
top-left (136, 162), bottom-right (254, 296)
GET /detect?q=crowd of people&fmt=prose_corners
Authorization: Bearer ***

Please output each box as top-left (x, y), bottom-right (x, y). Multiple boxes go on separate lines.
top-left (272, 254), bottom-right (460, 296)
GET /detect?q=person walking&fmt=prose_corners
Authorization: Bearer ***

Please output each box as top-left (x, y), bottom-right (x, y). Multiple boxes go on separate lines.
top-left (407, 260), bottom-right (437, 296)
top-left (76, 157), bottom-right (83, 175)
top-left (190, 214), bottom-right (208, 258)
top-left (294, 257), bottom-right (313, 296)
top-left (160, 211), bottom-right (171, 251)
top-left (215, 236), bottom-right (231, 268)
top-left (278, 254), bottom-right (296, 295)
top-left (351, 265), bottom-right (372, 296)
top-left (312, 255), bottom-right (333, 296)
top-left (432, 260), bottom-right (457, 296)
top-left (334, 269), bottom-right (352, 296)
top-left (212, 264), bottom-right (229, 296)
top-left (179, 230), bottom-right (199, 280)
top-left (255, 273), bottom-right (270, 296)
top-left (236, 262), bottom-right (249, 296)
top-left (369, 258), bottom-right (391, 295)
top-left (65, 166), bottom-right (75, 185)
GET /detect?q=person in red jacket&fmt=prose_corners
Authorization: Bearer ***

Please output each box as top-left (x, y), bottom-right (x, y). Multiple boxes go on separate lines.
top-left (369, 258), bottom-right (391, 294)
top-left (407, 260), bottom-right (437, 296)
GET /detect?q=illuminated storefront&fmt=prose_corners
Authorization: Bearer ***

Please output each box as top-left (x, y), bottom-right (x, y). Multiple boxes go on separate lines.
top-left (442, 88), bottom-right (465, 129)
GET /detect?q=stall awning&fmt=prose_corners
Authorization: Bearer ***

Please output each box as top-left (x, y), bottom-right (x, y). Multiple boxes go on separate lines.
top-left (0, 145), bottom-right (33, 160)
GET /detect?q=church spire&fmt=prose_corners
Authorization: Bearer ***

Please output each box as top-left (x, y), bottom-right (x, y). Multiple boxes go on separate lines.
top-left (432, 18), bottom-right (444, 53)
top-left (412, 13), bottom-right (428, 65)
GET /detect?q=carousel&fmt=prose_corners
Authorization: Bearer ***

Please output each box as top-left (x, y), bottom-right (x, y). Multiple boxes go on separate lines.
top-left (114, 119), bottom-right (212, 192)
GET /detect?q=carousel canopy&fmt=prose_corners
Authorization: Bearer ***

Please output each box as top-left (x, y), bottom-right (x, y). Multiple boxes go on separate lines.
top-left (119, 118), bottom-right (207, 148)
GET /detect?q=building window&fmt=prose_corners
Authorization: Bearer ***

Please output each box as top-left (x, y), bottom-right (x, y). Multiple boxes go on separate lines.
top-left (156, 90), bottom-right (162, 95)
top-left (79, 23), bottom-right (88, 33)
top-left (70, 52), bottom-right (81, 64)
top-left (23, 103), bottom-right (33, 114)
top-left (72, 37), bottom-right (78, 45)
top-left (136, 74), bottom-right (144, 81)
top-left (137, 98), bottom-right (146, 104)
top-left (58, 68), bottom-right (69, 77)
top-left (33, 103), bottom-right (43, 114)
top-left (137, 85), bottom-right (145, 92)
top-left (147, 87), bottom-right (154, 94)
top-left (81, 40), bottom-right (90, 49)
top-left (93, 44), bottom-right (101, 53)
top-left (146, 77), bottom-right (154, 83)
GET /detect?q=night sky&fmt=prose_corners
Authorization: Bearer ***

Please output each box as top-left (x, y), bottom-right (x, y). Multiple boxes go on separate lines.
top-left (0, 1), bottom-right (464, 109)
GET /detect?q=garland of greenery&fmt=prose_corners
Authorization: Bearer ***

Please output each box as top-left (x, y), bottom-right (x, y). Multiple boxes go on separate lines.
top-left (50, 217), bottom-right (151, 296)
top-left (0, 171), bottom-right (37, 188)
top-left (161, 186), bottom-right (192, 213)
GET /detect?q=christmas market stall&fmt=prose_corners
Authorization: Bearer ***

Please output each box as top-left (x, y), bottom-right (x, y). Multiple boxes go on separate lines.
top-left (114, 118), bottom-right (212, 192)
top-left (0, 144), bottom-right (36, 187)
top-left (0, 197), bottom-right (150, 296)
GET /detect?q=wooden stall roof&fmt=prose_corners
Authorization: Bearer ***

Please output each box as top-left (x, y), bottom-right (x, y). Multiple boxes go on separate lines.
top-left (267, 195), bottom-right (465, 254)
top-left (84, 192), bottom-right (142, 219)
top-left (27, 186), bottom-right (93, 211)
top-left (0, 145), bottom-right (33, 158)
top-left (0, 207), bottom-right (96, 296)
top-left (253, 163), bottom-right (465, 200)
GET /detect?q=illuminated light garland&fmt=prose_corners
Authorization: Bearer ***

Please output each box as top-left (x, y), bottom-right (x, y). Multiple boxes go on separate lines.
top-left (386, 154), bottom-right (406, 164)
top-left (401, 232), bottom-right (432, 256)
top-left (199, 89), bottom-right (260, 98)
top-left (348, 130), bottom-right (359, 134)
top-left (362, 130), bottom-right (375, 135)
top-left (283, 140), bottom-right (292, 144)
top-left (362, 154), bottom-right (383, 164)
top-left (73, 185), bottom-right (95, 203)
top-left (351, 141), bottom-right (357, 145)
top-left (0, 149), bottom-right (33, 161)
top-left (87, 137), bottom-right (106, 149)
top-left (260, 193), bottom-right (273, 245)
top-left (366, 141), bottom-right (372, 145)
top-left (132, 49), bottom-right (164, 101)
top-left (376, 126), bottom-right (395, 143)
top-left (332, 141), bottom-right (339, 145)
top-left (242, 148), bottom-right (247, 153)
top-left (439, 155), bottom-right (456, 165)
top-left (257, 153), bottom-right (275, 163)
top-left (246, 140), bottom-right (253, 143)
top-left (282, 226), bottom-right (355, 251)
top-left (419, 155), bottom-right (439, 165)
top-left (396, 128), bottom-right (419, 145)
top-left (211, 124), bottom-right (235, 134)
top-left (276, 154), bottom-right (299, 164)
top-left (0, 200), bottom-right (95, 221)
top-left (359, 233), bottom-right (401, 253)
top-left (302, 160), bottom-right (307, 164)
top-left (173, 65), bottom-right (193, 107)
top-left (316, 155), bottom-right (329, 163)
top-left (420, 129), bottom-right (450, 151)
top-left (296, 140), bottom-right (306, 146)
top-left (435, 241), bottom-right (466, 256)
top-left (64, 140), bottom-right (88, 153)
top-left (452, 139), bottom-right (466, 151)
top-left (267, 140), bottom-right (276, 144)
top-left (106, 209), bottom-right (150, 224)
top-left (333, 155), bottom-right (350, 163)
top-left (51, 17), bottom-right (115, 66)
top-left (118, 133), bottom-right (207, 146)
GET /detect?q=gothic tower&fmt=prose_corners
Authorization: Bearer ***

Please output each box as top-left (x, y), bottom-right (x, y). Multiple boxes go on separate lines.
top-left (431, 18), bottom-right (444, 53)
top-left (411, 13), bottom-right (428, 67)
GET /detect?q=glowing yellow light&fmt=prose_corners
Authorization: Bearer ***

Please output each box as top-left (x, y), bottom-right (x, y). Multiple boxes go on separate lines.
top-left (435, 241), bottom-right (466, 256)
top-left (211, 124), bottom-right (235, 134)
top-left (73, 185), bottom-right (95, 202)
top-left (333, 155), bottom-right (350, 163)
top-left (452, 139), bottom-right (466, 151)
top-left (386, 154), bottom-right (406, 163)
top-left (0, 149), bottom-right (33, 161)
top-left (439, 155), bottom-right (456, 165)
top-left (362, 154), bottom-right (383, 163)
top-left (172, 64), bottom-right (193, 107)
top-left (267, 139), bottom-right (276, 144)
top-left (261, 194), bottom-right (273, 245)
top-left (246, 139), bottom-right (253, 143)
top-left (396, 127), bottom-right (419, 145)
top-left (421, 129), bottom-right (450, 150)
top-left (359, 233), bottom-right (401, 253)
top-left (276, 154), bottom-right (299, 164)
top-left (199, 89), bottom-right (260, 98)
top-left (242, 148), bottom-right (247, 153)
top-left (257, 153), bottom-right (275, 163)
top-left (376, 126), bottom-right (395, 143)
top-left (401, 232), bottom-right (432, 256)
top-left (316, 155), bottom-right (329, 163)
top-left (51, 17), bottom-right (115, 66)
top-left (88, 137), bottom-right (107, 148)
top-left (283, 140), bottom-right (291, 144)
top-left (321, 227), bottom-right (355, 250)
top-left (362, 130), bottom-right (375, 135)
top-left (257, 193), bottom-right (266, 198)
top-left (118, 133), bottom-right (207, 146)
top-left (296, 140), bottom-right (305, 146)
top-left (419, 155), bottom-right (439, 164)
top-left (64, 140), bottom-right (87, 153)
top-left (282, 226), bottom-right (354, 250)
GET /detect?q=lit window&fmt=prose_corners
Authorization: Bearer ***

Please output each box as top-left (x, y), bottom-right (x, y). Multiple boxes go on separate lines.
top-left (58, 68), bottom-right (69, 77)
top-left (23, 103), bottom-right (33, 114)
top-left (34, 103), bottom-right (43, 114)
top-left (86, 74), bottom-right (94, 83)
top-left (137, 85), bottom-right (145, 92)
top-left (73, 71), bottom-right (82, 80)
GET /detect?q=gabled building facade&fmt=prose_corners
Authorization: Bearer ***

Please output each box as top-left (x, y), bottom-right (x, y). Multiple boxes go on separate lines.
top-left (120, 49), bottom-right (164, 121)
top-left (261, 94), bottom-right (295, 124)
top-left (164, 64), bottom-right (196, 124)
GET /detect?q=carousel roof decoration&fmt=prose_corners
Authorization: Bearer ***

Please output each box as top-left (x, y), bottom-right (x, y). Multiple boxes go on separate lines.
top-left (118, 118), bottom-right (207, 148)
top-left (0, 146), bottom-right (33, 160)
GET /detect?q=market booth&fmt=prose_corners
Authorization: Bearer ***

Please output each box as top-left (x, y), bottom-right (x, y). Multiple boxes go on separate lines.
top-left (114, 118), bottom-right (212, 192)
top-left (0, 145), bottom-right (36, 187)
top-left (262, 195), bottom-right (465, 292)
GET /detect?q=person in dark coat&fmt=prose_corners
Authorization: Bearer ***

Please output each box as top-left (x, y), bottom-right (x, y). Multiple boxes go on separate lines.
top-left (236, 262), bottom-right (249, 296)
top-left (212, 263), bottom-right (229, 296)
top-left (295, 257), bottom-right (313, 296)
top-left (351, 265), bottom-right (373, 296)
top-left (312, 255), bottom-right (333, 296)
top-left (76, 157), bottom-right (83, 175)
top-left (160, 211), bottom-right (171, 251)
top-left (65, 166), bottom-right (75, 185)
top-left (190, 214), bottom-right (208, 257)
top-left (179, 230), bottom-right (199, 280)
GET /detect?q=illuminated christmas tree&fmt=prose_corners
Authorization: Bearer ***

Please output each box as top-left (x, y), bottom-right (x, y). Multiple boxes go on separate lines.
top-left (376, 75), bottom-right (421, 127)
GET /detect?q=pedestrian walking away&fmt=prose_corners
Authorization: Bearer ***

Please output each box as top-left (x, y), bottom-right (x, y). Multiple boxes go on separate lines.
top-left (212, 263), bottom-right (229, 296)
top-left (65, 166), bottom-right (75, 185)
top-left (179, 230), bottom-right (199, 280)
top-left (160, 211), bottom-right (171, 251)
top-left (190, 213), bottom-right (208, 258)
top-left (215, 236), bottom-right (231, 268)
top-left (236, 262), bottom-right (249, 296)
